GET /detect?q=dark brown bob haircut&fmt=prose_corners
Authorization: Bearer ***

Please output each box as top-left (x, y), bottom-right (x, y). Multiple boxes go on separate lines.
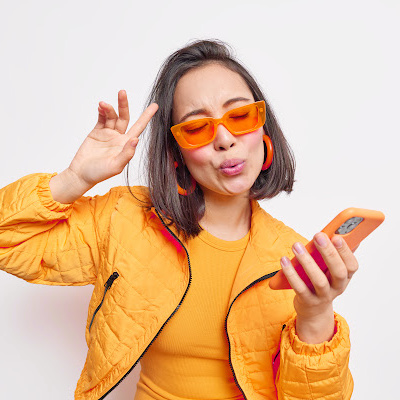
top-left (126, 38), bottom-right (296, 242)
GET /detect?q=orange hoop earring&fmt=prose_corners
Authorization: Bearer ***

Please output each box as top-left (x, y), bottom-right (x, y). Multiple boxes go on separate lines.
top-left (261, 135), bottom-right (274, 170)
top-left (174, 161), bottom-right (196, 196)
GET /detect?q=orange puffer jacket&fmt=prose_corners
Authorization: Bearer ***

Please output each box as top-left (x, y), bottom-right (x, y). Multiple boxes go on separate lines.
top-left (0, 172), bottom-right (353, 400)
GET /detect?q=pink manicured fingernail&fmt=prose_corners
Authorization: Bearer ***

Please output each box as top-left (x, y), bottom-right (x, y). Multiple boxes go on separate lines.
top-left (293, 242), bottom-right (304, 254)
top-left (280, 257), bottom-right (291, 268)
top-left (332, 237), bottom-right (343, 248)
top-left (315, 232), bottom-right (328, 247)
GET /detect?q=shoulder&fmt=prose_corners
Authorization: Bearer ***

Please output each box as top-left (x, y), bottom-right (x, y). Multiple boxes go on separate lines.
top-left (114, 185), bottom-right (150, 199)
top-left (251, 200), bottom-right (309, 247)
top-left (109, 184), bottom-right (151, 208)
top-left (95, 185), bottom-right (153, 228)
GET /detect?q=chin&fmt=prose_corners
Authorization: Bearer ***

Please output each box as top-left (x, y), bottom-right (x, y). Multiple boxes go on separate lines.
top-left (221, 181), bottom-right (254, 196)
top-left (199, 175), bottom-right (256, 197)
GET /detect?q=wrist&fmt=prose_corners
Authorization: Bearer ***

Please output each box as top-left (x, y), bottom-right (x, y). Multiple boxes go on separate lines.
top-left (66, 167), bottom-right (94, 193)
top-left (295, 307), bottom-right (335, 344)
top-left (49, 169), bottom-right (93, 204)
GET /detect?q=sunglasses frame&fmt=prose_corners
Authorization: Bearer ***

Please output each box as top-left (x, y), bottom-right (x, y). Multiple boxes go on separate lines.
top-left (170, 100), bottom-right (266, 149)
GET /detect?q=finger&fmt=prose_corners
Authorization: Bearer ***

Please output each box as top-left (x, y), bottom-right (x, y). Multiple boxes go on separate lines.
top-left (280, 256), bottom-right (314, 299)
top-left (111, 137), bottom-right (140, 172)
top-left (331, 235), bottom-right (359, 280)
top-left (115, 90), bottom-right (130, 134)
top-left (313, 232), bottom-right (349, 292)
top-left (292, 241), bottom-right (331, 297)
top-left (94, 106), bottom-right (107, 129)
top-left (99, 101), bottom-right (119, 130)
top-left (126, 103), bottom-right (159, 140)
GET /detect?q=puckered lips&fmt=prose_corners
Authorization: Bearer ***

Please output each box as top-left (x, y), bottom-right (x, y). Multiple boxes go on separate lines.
top-left (219, 158), bottom-right (245, 175)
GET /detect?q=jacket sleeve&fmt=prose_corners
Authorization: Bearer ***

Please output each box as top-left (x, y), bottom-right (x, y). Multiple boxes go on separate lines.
top-left (275, 311), bottom-right (354, 399)
top-left (0, 172), bottom-right (121, 286)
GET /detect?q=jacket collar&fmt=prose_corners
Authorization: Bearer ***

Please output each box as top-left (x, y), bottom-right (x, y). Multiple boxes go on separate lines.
top-left (149, 197), bottom-right (284, 303)
top-left (228, 198), bottom-right (282, 303)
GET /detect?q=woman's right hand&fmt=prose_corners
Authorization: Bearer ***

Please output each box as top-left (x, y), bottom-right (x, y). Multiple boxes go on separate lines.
top-left (68, 90), bottom-right (158, 188)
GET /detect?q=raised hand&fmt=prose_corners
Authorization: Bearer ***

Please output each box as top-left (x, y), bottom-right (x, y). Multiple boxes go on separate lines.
top-left (68, 90), bottom-right (158, 188)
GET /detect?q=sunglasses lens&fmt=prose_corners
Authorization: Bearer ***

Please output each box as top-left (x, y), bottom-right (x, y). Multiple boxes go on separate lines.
top-left (225, 104), bottom-right (259, 133)
top-left (181, 120), bottom-right (214, 146)
top-left (176, 102), bottom-right (263, 148)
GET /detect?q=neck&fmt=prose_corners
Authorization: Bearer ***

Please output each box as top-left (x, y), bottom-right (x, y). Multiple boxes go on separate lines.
top-left (199, 191), bottom-right (252, 241)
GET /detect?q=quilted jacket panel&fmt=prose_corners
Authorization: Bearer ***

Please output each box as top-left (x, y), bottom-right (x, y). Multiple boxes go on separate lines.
top-left (0, 172), bottom-right (353, 399)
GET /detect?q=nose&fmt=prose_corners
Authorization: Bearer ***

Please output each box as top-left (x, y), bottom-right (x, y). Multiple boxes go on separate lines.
top-left (213, 122), bottom-right (237, 151)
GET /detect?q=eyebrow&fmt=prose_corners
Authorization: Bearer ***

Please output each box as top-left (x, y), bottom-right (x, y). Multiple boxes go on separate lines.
top-left (178, 96), bottom-right (252, 124)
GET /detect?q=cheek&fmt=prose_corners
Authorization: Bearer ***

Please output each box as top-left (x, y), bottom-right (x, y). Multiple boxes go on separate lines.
top-left (181, 148), bottom-right (209, 169)
top-left (180, 147), bottom-right (216, 187)
top-left (244, 129), bottom-right (265, 160)
top-left (247, 130), bottom-right (263, 147)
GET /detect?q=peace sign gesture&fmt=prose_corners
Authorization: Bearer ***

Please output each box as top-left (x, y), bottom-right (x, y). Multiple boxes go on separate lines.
top-left (68, 90), bottom-right (158, 188)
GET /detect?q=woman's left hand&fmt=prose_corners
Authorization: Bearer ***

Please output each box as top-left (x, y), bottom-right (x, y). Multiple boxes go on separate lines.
top-left (280, 232), bottom-right (359, 342)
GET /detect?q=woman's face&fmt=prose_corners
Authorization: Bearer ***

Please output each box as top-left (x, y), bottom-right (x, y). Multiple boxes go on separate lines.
top-left (172, 63), bottom-right (265, 200)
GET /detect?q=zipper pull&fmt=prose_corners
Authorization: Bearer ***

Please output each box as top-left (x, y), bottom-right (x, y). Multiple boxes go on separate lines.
top-left (281, 324), bottom-right (286, 332)
top-left (104, 271), bottom-right (119, 289)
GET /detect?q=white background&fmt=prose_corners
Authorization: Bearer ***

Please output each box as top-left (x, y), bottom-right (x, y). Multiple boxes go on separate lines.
top-left (0, 0), bottom-right (398, 399)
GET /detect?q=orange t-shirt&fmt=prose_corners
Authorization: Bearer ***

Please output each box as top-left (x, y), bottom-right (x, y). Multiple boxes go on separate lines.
top-left (134, 227), bottom-right (250, 400)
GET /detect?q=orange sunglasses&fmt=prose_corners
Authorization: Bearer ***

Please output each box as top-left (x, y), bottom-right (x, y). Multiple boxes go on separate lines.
top-left (170, 100), bottom-right (266, 149)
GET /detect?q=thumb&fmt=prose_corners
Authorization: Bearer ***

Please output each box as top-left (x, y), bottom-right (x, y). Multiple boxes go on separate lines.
top-left (113, 138), bottom-right (139, 169)
top-left (129, 138), bottom-right (139, 148)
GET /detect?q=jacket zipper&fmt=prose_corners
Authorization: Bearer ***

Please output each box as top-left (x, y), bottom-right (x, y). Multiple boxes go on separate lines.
top-left (97, 209), bottom-right (192, 400)
top-left (96, 210), bottom-right (280, 400)
top-left (89, 271), bottom-right (119, 332)
top-left (273, 324), bottom-right (286, 364)
top-left (224, 270), bottom-right (281, 400)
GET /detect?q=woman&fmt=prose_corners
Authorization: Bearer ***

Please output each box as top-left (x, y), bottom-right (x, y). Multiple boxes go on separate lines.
top-left (0, 39), bottom-right (356, 399)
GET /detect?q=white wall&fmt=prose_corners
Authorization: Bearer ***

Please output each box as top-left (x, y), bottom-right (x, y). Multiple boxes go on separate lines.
top-left (0, 0), bottom-right (398, 398)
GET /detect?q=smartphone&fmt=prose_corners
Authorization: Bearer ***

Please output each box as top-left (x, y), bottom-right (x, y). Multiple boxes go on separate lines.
top-left (268, 208), bottom-right (385, 291)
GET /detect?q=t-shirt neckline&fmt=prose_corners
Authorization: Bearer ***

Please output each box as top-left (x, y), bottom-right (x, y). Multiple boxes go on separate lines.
top-left (197, 226), bottom-right (250, 251)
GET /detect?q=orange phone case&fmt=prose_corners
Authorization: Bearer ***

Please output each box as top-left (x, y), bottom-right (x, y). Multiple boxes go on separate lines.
top-left (268, 208), bottom-right (385, 291)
